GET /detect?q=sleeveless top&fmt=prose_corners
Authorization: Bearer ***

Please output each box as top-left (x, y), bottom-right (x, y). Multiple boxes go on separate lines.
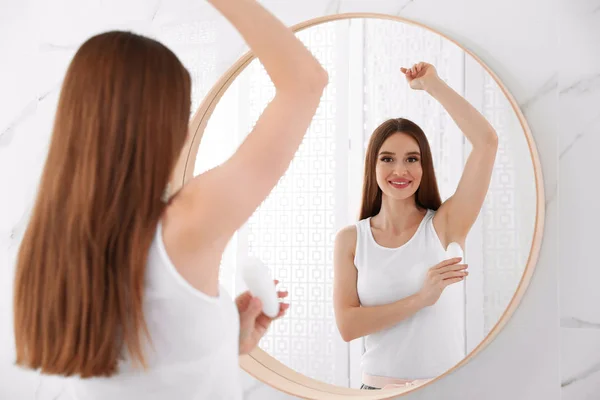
top-left (62, 222), bottom-right (242, 400)
top-left (354, 209), bottom-right (465, 380)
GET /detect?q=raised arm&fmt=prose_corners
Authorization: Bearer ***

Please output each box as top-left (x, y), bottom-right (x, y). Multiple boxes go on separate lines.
top-left (333, 226), bottom-right (467, 342)
top-left (401, 62), bottom-right (498, 245)
top-left (179, 0), bottom-right (328, 244)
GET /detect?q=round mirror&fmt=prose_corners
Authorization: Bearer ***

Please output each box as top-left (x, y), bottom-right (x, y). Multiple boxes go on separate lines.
top-left (176, 13), bottom-right (543, 399)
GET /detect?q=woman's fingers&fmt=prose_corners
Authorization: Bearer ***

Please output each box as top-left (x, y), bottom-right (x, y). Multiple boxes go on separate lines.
top-left (279, 302), bottom-right (290, 315)
top-left (240, 298), bottom-right (263, 329)
top-left (254, 314), bottom-right (271, 333)
top-left (273, 302), bottom-right (290, 320)
top-left (436, 263), bottom-right (468, 275)
top-left (257, 302), bottom-right (289, 327)
top-left (439, 270), bottom-right (468, 280)
top-left (432, 257), bottom-right (463, 270)
top-left (402, 62), bottom-right (431, 78)
top-left (235, 291), bottom-right (253, 310)
top-left (442, 277), bottom-right (465, 287)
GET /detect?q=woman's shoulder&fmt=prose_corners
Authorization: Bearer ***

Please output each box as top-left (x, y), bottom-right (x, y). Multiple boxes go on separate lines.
top-left (335, 224), bottom-right (358, 250)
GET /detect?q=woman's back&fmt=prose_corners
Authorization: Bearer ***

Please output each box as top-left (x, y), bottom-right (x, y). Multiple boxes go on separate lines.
top-left (62, 222), bottom-right (241, 400)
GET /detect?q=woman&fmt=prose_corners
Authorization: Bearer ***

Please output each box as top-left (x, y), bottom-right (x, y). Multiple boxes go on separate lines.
top-left (12, 0), bottom-right (328, 399)
top-left (333, 62), bottom-right (498, 390)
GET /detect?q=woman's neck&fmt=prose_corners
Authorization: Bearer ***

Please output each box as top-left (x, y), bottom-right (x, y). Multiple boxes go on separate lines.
top-left (374, 195), bottom-right (425, 233)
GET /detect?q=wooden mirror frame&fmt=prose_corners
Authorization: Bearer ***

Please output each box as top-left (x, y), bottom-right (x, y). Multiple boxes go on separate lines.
top-left (171, 12), bottom-right (545, 399)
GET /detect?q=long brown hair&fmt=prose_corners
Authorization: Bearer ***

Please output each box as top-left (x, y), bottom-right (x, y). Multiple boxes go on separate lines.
top-left (359, 118), bottom-right (441, 220)
top-left (13, 31), bottom-right (191, 377)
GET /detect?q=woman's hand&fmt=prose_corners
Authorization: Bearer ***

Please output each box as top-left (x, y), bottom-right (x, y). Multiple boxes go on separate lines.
top-left (400, 62), bottom-right (441, 91)
top-left (236, 280), bottom-right (289, 355)
top-left (417, 257), bottom-right (468, 307)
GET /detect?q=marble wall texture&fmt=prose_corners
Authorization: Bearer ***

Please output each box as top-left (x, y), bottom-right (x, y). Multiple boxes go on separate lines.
top-left (0, 0), bottom-right (596, 399)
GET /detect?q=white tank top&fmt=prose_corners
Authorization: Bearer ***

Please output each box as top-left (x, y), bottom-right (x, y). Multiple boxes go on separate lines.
top-left (354, 209), bottom-right (465, 380)
top-left (62, 222), bottom-right (242, 400)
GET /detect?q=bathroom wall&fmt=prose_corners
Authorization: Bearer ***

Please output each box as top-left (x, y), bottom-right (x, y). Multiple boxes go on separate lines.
top-left (0, 0), bottom-right (594, 398)
top-left (558, 0), bottom-right (600, 399)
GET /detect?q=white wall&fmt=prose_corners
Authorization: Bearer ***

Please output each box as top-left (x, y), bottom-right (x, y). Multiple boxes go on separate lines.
top-left (558, 0), bottom-right (600, 399)
top-left (0, 0), bottom-right (593, 399)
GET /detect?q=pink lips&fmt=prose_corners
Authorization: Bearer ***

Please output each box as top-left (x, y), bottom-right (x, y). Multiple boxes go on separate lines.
top-left (388, 179), bottom-right (411, 189)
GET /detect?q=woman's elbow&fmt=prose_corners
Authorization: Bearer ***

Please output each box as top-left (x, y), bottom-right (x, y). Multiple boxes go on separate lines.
top-left (485, 129), bottom-right (499, 148)
top-left (302, 67), bottom-right (329, 95)
top-left (289, 66), bottom-right (329, 95)
top-left (315, 67), bottom-right (329, 88)
top-left (340, 331), bottom-right (355, 343)
top-left (336, 320), bottom-right (358, 342)
top-left (472, 131), bottom-right (498, 152)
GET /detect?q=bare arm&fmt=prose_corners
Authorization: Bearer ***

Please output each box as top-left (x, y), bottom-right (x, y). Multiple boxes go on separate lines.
top-left (431, 77), bottom-right (497, 243)
top-left (162, 0), bottom-right (327, 297)
top-left (333, 226), bottom-right (426, 342)
top-left (179, 0), bottom-right (328, 243)
top-left (402, 63), bottom-right (498, 244)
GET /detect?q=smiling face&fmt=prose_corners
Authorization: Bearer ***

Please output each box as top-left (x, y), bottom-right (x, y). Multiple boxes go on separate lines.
top-left (359, 118), bottom-right (441, 220)
top-left (375, 132), bottom-right (423, 201)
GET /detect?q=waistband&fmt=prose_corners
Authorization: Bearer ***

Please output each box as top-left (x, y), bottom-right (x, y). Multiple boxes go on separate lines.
top-left (361, 373), bottom-right (432, 389)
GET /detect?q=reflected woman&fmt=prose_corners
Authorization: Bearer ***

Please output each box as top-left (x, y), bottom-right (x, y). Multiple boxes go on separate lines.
top-left (333, 62), bottom-right (498, 390)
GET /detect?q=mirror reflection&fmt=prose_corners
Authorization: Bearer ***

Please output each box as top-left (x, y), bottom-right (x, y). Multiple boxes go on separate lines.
top-left (193, 17), bottom-right (536, 390)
